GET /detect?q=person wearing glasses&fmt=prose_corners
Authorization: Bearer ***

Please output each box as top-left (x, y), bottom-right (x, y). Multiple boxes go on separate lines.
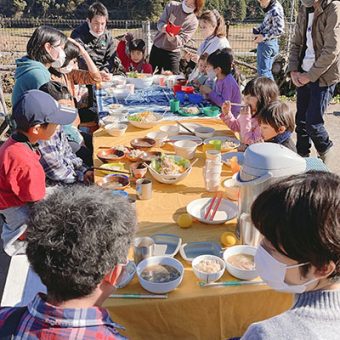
top-left (0, 185), bottom-right (136, 339)
top-left (12, 26), bottom-right (67, 107)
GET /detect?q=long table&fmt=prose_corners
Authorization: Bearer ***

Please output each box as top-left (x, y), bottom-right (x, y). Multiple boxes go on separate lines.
top-left (93, 118), bottom-right (293, 340)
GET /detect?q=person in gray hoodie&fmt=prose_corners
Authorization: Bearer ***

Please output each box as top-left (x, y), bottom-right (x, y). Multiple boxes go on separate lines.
top-left (12, 26), bottom-right (67, 107)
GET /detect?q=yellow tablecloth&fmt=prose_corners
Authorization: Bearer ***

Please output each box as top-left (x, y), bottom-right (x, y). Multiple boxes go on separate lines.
top-left (93, 118), bottom-right (293, 340)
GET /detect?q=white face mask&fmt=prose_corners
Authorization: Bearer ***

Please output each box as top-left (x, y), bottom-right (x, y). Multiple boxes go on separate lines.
top-left (255, 245), bottom-right (319, 294)
top-left (60, 64), bottom-right (73, 74)
top-left (207, 69), bottom-right (216, 80)
top-left (51, 47), bottom-right (66, 69)
top-left (182, 1), bottom-right (195, 14)
top-left (88, 21), bottom-right (103, 38)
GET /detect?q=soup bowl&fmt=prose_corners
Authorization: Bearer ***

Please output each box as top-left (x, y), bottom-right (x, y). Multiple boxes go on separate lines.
top-left (223, 245), bottom-right (258, 280)
top-left (136, 256), bottom-right (184, 294)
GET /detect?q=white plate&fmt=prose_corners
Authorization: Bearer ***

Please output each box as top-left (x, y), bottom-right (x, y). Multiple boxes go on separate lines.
top-left (186, 197), bottom-right (238, 224)
top-left (151, 234), bottom-right (182, 257)
top-left (179, 242), bottom-right (222, 262)
top-left (168, 135), bottom-right (203, 145)
top-left (178, 123), bottom-right (202, 134)
top-left (221, 152), bottom-right (245, 166)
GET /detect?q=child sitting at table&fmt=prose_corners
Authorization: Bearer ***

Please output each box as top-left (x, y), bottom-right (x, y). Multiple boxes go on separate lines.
top-left (0, 90), bottom-right (76, 256)
top-left (241, 171), bottom-right (340, 339)
top-left (188, 53), bottom-right (209, 86)
top-left (39, 81), bottom-right (93, 167)
top-left (221, 77), bottom-right (279, 145)
top-left (49, 38), bottom-right (103, 125)
top-left (116, 33), bottom-right (153, 73)
top-left (258, 101), bottom-right (297, 152)
top-left (199, 48), bottom-right (241, 116)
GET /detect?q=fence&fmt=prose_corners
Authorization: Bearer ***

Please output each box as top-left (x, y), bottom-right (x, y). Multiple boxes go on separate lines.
top-left (0, 17), bottom-right (293, 67)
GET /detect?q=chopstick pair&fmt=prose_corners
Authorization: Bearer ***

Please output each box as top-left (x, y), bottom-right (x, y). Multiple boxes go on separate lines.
top-left (204, 192), bottom-right (223, 222)
top-left (110, 293), bottom-right (168, 299)
top-left (199, 280), bottom-right (265, 288)
top-left (93, 167), bottom-right (131, 175)
top-left (176, 121), bottom-right (195, 135)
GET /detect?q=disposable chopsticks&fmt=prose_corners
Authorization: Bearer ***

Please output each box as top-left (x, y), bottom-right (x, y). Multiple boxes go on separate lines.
top-left (204, 192), bottom-right (223, 221)
top-left (176, 121), bottom-right (195, 134)
top-left (93, 167), bottom-right (130, 175)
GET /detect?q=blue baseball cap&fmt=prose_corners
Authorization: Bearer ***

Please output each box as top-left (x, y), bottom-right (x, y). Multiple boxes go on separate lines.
top-left (12, 90), bottom-right (77, 130)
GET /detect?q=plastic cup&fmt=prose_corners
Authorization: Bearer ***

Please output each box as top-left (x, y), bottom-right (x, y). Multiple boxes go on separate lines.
top-left (170, 99), bottom-right (180, 113)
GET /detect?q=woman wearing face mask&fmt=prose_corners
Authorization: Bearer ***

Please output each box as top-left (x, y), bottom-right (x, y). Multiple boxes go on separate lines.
top-left (189, 10), bottom-right (230, 64)
top-left (149, 0), bottom-right (205, 75)
top-left (241, 171), bottom-right (340, 340)
top-left (47, 38), bottom-right (101, 166)
top-left (12, 26), bottom-right (67, 107)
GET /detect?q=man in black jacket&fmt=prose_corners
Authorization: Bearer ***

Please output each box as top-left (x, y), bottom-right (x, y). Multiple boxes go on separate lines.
top-left (71, 1), bottom-right (124, 75)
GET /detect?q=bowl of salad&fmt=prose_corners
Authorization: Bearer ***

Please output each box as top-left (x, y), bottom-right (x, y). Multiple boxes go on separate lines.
top-left (128, 111), bottom-right (163, 129)
top-left (126, 72), bottom-right (154, 89)
top-left (148, 154), bottom-right (192, 184)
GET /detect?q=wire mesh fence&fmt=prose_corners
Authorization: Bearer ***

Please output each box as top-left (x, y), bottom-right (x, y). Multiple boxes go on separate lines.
top-left (0, 17), bottom-right (293, 67)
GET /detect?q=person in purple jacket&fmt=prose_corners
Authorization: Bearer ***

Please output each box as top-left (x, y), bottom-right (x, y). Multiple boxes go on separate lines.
top-left (199, 48), bottom-right (241, 117)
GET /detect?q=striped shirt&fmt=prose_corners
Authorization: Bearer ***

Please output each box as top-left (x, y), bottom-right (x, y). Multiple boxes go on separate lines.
top-left (0, 293), bottom-right (127, 339)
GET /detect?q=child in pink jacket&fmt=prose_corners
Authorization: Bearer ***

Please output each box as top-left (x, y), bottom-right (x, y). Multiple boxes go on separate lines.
top-left (220, 77), bottom-right (279, 145)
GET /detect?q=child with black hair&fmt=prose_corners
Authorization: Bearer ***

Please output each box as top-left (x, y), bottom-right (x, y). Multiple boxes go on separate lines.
top-left (116, 33), bottom-right (153, 73)
top-left (199, 48), bottom-right (241, 116)
top-left (258, 100), bottom-right (297, 152)
top-left (221, 76), bottom-right (279, 145)
top-left (242, 171), bottom-right (340, 339)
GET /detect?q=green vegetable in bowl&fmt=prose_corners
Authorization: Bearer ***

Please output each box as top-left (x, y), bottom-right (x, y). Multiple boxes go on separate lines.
top-left (127, 71), bottom-right (138, 78)
top-left (128, 115), bottom-right (142, 122)
top-left (151, 155), bottom-right (190, 175)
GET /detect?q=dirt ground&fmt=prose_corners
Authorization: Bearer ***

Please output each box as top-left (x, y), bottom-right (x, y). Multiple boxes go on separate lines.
top-left (285, 101), bottom-right (340, 175)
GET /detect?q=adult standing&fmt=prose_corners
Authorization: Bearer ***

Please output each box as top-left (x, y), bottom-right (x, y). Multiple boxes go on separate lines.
top-left (253, 0), bottom-right (284, 80)
top-left (70, 1), bottom-right (122, 76)
top-left (192, 9), bottom-right (230, 62)
top-left (12, 26), bottom-right (67, 107)
top-left (149, 0), bottom-right (205, 75)
top-left (288, 0), bottom-right (340, 165)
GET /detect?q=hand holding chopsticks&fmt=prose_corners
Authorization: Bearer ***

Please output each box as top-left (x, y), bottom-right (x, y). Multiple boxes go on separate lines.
top-left (204, 191), bottom-right (223, 222)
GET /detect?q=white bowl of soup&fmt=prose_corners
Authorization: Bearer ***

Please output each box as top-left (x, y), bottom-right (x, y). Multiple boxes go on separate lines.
top-left (223, 245), bottom-right (258, 280)
top-left (136, 256), bottom-right (184, 293)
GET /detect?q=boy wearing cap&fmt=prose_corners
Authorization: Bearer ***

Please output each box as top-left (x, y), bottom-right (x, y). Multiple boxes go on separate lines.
top-left (0, 90), bottom-right (76, 256)
top-left (116, 33), bottom-right (153, 73)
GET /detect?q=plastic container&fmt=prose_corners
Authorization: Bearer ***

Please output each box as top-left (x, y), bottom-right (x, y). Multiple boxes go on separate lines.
top-left (203, 158), bottom-right (222, 192)
top-left (188, 93), bottom-right (203, 105)
top-left (176, 91), bottom-right (186, 104)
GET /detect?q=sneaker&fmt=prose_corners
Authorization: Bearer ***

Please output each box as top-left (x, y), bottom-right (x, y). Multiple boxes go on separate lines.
top-left (318, 147), bottom-right (334, 167)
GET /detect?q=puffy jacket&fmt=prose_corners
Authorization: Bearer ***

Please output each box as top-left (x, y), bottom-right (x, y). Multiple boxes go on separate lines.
top-left (287, 0), bottom-right (340, 86)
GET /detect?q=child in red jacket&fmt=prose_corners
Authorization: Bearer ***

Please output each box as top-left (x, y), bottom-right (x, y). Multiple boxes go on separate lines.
top-left (117, 33), bottom-right (153, 73)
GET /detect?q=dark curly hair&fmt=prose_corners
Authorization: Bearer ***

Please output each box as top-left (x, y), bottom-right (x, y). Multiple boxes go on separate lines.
top-left (26, 185), bottom-right (136, 302)
top-left (251, 171), bottom-right (340, 280)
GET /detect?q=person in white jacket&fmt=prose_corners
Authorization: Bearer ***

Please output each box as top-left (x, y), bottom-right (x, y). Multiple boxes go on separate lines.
top-left (187, 9), bottom-right (230, 64)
